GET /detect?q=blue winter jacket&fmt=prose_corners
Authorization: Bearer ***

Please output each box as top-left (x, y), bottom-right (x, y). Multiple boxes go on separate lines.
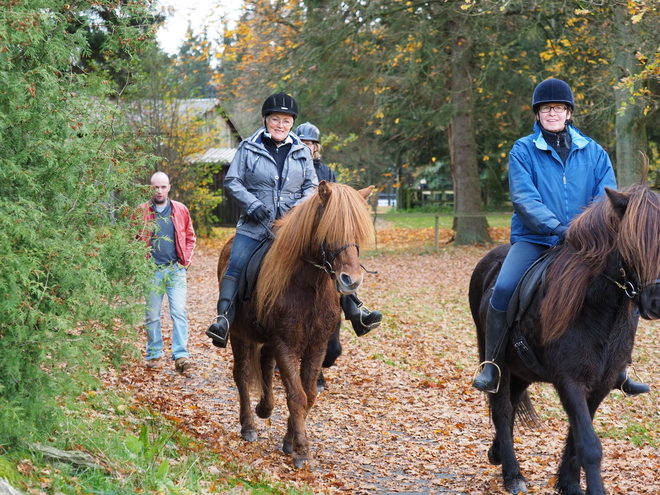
top-left (508, 122), bottom-right (616, 246)
top-left (225, 128), bottom-right (318, 241)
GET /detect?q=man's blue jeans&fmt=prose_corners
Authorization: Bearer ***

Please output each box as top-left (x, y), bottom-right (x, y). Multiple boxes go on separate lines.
top-left (145, 263), bottom-right (189, 361)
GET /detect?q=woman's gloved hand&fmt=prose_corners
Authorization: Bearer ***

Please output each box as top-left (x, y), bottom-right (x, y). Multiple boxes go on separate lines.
top-left (250, 204), bottom-right (272, 223)
top-left (553, 224), bottom-right (568, 241)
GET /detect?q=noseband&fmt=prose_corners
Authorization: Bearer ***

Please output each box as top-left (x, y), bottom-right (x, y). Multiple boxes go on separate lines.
top-left (305, 242), bottom-right (360, 277)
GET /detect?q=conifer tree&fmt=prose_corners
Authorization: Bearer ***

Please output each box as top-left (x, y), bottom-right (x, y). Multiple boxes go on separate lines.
top-left (0, 0), bottom-right (155, 444)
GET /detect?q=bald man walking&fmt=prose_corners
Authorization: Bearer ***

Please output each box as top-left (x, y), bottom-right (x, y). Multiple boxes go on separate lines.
top-left (139, 172), bottom-right (196, 374)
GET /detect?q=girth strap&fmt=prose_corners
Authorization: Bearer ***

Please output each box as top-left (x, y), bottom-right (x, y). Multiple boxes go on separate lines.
top-left (512, 328), bottom-right (551, 381)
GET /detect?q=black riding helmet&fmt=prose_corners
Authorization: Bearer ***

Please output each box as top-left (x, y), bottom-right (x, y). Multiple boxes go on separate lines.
top-left (262, 92), bottom-right (298, 118)
top-left (532, 78), bottom-right (574, 113)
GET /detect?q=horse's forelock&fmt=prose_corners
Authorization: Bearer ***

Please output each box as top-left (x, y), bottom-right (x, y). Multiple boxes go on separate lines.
top-left (314, 184), bottom-right (375, 251)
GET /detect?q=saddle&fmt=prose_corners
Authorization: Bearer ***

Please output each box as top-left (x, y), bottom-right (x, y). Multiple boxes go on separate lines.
top-left (505, 247), bottom-right (560, 381)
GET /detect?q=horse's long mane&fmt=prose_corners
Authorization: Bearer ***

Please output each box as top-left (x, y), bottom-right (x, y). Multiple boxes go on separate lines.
top-left (540, 183), bottom-right (660, 344)
top-left (255, 183), bottom-right (375, 322)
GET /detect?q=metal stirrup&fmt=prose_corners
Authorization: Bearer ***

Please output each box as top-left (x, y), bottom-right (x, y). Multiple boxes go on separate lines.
top-left (210, 314), bottom-right (229, 326)
top-left (473, 360), bottom-right (502, 394)
top-left (357, 303), bottom-right (380, 329)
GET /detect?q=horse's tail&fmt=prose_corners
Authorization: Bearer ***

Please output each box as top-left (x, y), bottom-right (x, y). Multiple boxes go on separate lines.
top-left (515, 390), bottom-right (541, 428)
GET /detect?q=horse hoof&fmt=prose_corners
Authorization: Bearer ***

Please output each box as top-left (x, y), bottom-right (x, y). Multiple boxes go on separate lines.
top-left (293, 457), bottom-right (310, 469)
top-left (504, 478), bottom-right (527, 494)
top-left (554, 482), bottom-right (585, 495)
top-left (282, 440), bottom-right (293, 455)
top-left (255, 403), bottom-right (273, 419)
top-left (241, 428), bottom-right (258, 443)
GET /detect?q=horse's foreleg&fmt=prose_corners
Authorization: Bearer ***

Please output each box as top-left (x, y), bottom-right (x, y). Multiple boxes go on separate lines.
top-left (301, 351), bottom-right (325, 411)
top-left (278, 351), bottom-right (312, 469)
top-left (555, 384), bottom-right (607, 495)
top-left (232, 339), bottom-right (258, 443)
top-left (556, 427), bottom-right (583, 495)
top-left (256, 345), bottom-right (275, 419)
top-left (489, 372), bottom-right (528, 494)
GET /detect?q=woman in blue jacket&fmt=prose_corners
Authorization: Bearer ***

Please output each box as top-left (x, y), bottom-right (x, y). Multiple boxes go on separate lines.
top-left (472, 78), bottom-right (649, 396)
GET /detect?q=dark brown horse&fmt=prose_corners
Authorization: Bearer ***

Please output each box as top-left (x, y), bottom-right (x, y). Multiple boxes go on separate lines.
top-left (469, 184), bottom-right (660, 494)
top-left (216, 181), bottom-right (375, 468)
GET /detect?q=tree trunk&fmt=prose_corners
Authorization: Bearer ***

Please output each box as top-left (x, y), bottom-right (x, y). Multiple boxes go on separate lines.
top-left (448, 21), bottom-right (491, 245)
top-left (613, 3), bottom-right (648, 187)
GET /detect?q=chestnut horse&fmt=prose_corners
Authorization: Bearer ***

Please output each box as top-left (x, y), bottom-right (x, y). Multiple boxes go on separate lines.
top-left (216, 181), bottom-right (375, 468)
top-left (469, 184), bottom-right (660, 494)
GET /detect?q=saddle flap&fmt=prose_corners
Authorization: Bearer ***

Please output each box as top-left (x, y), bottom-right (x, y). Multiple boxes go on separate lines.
top-left (506, 247), bottom-right (560, 382)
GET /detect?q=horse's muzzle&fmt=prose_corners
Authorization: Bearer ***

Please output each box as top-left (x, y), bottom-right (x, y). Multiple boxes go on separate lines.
top-left (638, 282), bottom-right (660, 319)
top-left (335, 272), bottom-right (363, 295)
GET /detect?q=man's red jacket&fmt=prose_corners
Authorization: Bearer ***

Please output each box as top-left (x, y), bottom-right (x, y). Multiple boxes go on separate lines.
top-left (139, 200), bottom-right (196, 268)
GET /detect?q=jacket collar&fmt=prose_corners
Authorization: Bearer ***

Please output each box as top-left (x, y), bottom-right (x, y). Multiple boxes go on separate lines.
top-left (246, 127), bottom-right (306, 153)
top-left (532, 121), bottom-right (588, 151)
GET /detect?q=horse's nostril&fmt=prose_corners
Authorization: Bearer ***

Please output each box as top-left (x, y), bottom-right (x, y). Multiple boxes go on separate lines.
top-left (652, 298), bottom-right (660, 316)
top-left (340, 273), bottom-right (353, 286)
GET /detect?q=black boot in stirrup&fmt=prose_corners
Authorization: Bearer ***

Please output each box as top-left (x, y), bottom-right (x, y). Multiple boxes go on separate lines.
top-left (472, 303), bottom-right (509, 394)
top-left (340, 293), bottom-right (382, 337)
top-left (206, 276), bottom-right (239, 348)
top-left (614, 368), bottom-right (650, 396)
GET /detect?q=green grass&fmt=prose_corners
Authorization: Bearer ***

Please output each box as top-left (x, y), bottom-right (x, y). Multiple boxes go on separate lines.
top-left (598, 410), bottom-right (660, 448)
top-left (1, 381), bottom-right (313, 495)
top-left (376, 210), bottom-right (511, 229)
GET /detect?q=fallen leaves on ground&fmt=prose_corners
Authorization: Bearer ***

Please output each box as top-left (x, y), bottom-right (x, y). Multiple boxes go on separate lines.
top-left (106, 227), bottom-right (660, 494)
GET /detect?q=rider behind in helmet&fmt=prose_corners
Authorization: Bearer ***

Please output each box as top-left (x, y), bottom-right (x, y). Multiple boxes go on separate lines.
top-left (295, 121), bottom-right (382, 337)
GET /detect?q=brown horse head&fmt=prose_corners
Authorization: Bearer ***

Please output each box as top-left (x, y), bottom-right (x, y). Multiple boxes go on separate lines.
top-left (255, 181), bottom-right (375, 322)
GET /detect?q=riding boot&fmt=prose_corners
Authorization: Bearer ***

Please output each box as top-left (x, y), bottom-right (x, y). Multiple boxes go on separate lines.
top-left (472, 303), bottom-right (509, 394)
top-left (340, 293), bottom-right (382, 337)
top-left (614, 313), bottom-right (650, 396)
top-left (614, 368), bottom-right (650, 396)
top-left (206, 276), bottom-right (239, 348)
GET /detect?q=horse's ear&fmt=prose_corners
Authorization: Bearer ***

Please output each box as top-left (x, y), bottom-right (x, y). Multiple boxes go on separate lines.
top-left (605, 187), bottom-right (629, 218)
top-left (358, 185), bottom-right (375, 200)
top-left (318, 180), bottom-right (331, 203)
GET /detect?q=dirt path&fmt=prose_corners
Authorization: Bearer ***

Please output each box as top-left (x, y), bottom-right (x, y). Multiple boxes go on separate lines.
top-left (115, 234), bottom-right (660, 494)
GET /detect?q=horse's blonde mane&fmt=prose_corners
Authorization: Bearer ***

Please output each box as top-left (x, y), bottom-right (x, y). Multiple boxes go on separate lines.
top-left (255, 183), bottom-right (375, 321)
top-left (541, 183), bottom-right (660, 343)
